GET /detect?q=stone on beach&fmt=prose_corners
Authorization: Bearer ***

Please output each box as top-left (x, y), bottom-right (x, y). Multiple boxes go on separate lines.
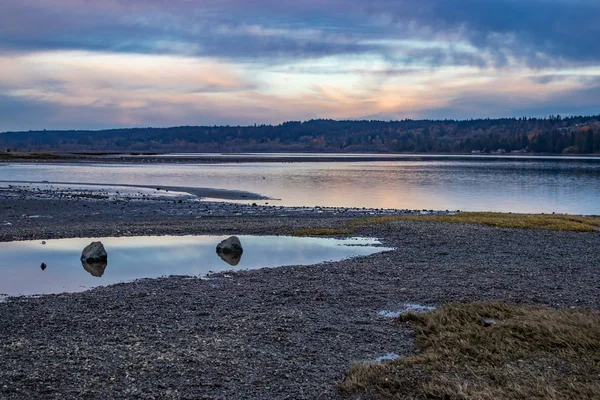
top-left (216, 236), bottom-right (243, 266)
top-left (482, 319), bottom-right (497, 327)
top-left (216, 236), bottom-right (243, 254)
top-left (81, 241), bottom-right (108, 277)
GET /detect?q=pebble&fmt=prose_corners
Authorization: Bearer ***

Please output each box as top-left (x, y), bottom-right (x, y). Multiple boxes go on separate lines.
top-left (482, 319), bottom-right (496, 327)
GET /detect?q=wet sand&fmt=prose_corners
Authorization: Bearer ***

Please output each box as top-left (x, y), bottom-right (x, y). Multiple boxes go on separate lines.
top-left (0, 180), bottom-right (269, 201)
top-left (2, 151), bottom-right (597, 165)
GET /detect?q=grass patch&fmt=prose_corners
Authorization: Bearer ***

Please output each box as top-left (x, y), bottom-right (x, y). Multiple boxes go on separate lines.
top-left (350, 212), bottom-right (600, 232)
top-left (340, 302), bottom-right (600, 399)
top-left (290, 228), bottom-right (354, 237)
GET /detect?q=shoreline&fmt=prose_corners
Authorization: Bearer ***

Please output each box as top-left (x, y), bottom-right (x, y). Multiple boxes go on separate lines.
top-left (0, 191), bottom-right (598, 399)
top-left (1, 151), bottom-right (599, 164)
top-left (0, 180), bottom-right (270, 201)
top-left (0, 185), bottom-right (452, 243)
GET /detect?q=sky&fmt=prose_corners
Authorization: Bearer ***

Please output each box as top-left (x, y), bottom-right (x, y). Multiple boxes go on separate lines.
top-left (1, 0), bottom-right (599, 131)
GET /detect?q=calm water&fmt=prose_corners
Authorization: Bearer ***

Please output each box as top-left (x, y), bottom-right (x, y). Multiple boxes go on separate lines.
top-left (1, 156), bottom-right (599, 213)
top-left (0, 235), bottom-right (388, 296)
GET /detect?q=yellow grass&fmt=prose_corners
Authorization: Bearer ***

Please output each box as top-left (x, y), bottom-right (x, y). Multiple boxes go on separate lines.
top-left (289, 228), bottom-right (354, 236)
top-left (340, 302), bottom-right (600, 399)
top-left (350, 212), bottom-right (600, 232)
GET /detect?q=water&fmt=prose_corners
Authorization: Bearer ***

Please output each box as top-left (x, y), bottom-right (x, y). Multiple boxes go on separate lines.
top-left (1, 156), bottom-right (599, 213)
top-left (378, 304), bottom-right (436, 318)
top-left (0, 235), bottom-right (390, 296)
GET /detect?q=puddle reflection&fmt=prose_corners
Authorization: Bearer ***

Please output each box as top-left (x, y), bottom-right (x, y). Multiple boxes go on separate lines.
top-left (0, 235), bottom-right (390, 296)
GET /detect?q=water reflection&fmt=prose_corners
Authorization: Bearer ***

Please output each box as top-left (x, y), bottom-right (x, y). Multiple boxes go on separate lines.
top-left (0, 235), bottom-right (390, 296)
top-left (81, 257), bottom-right (108, 277)
top-left (216, 250), bottom-right (243, 266)
top-left (2, 158), bottom-right (599, 213)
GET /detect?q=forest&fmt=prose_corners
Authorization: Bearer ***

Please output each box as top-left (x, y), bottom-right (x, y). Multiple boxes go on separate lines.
top-left (1, 115), bottom-right (599, 154)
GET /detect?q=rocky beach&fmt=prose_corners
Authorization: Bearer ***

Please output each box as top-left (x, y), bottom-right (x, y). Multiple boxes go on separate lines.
top-left (0, 184), bottom-right (598, 399)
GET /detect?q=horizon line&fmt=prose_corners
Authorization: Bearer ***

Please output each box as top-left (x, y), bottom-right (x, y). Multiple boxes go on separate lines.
top-left (3, 114), bottom-right (599, 134)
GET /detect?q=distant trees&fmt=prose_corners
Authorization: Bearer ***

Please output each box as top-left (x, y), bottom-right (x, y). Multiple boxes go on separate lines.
top-left (1, 116), bottom-right (599, 154)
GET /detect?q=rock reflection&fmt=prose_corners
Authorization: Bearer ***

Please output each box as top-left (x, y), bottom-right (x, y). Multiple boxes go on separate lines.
top-left (216, 236), bottom-right (243, 266)
top-left (80, 241), bottom-right (108, 277)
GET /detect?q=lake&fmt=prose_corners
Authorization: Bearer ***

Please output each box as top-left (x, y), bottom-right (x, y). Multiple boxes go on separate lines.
top-left (1, 155), bottom-right (599, 214)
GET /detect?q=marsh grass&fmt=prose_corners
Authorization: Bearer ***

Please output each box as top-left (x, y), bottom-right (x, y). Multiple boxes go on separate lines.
top-left (340, 302), bottom-right (600, 399)
top-left (350, 212), bottom-right (600, 232)
top-left (289, 228), bottom-right (354, 236)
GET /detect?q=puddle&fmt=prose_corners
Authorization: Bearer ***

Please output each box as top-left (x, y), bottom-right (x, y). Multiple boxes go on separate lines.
top-left (0, 235), bottom-right (391, 297)
top-left (374, 352), bottom-right (401, 362)
top-left (378, 304), bottom-right (436, 318)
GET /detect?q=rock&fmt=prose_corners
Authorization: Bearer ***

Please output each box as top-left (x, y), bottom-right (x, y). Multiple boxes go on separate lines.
top-left (216, 236), bottom-right (243, 254)
top-left (216, 236), bottom-right (243, 266)
top-left (81, 242), bottom-right (108, 277)
top-left (81, 241), bottom-right (107, 262)
top-left (482, 319), bottom-right (496, 327)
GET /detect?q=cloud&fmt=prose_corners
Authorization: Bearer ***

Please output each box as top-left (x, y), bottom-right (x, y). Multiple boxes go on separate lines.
top-left (2, 0), bottom-right (598, 68)
top-left (383, 75), bottom-right (600, 120)
top-left (0, 51), bottom-right (256, 96)
top-left (0, 0), bottom-right (599, 129)
top-left (2, 47), bottom-right (598, 131)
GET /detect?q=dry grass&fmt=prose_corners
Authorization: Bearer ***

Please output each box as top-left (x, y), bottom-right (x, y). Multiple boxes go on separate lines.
top-left (350, 212), bottom-right (600, 232)
top-left (340, 302), bottom-right (600, 399)
top-left (289, 228), bottom-right (354, 237)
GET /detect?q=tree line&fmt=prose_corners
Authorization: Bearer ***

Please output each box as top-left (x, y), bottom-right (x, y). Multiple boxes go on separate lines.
top-left (1, 115), bottom-right (599, 154)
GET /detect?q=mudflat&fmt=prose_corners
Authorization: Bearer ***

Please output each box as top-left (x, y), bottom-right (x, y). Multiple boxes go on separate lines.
top-left (0, 188), bottom-right (598, 399)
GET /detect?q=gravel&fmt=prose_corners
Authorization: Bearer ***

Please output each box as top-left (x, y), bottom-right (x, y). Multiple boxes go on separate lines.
top-left (0, 189), bottom-right (598, 399)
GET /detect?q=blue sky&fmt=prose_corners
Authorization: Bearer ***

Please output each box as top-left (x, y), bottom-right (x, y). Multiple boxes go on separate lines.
top-left (1, 0), bottom-right (599, 131)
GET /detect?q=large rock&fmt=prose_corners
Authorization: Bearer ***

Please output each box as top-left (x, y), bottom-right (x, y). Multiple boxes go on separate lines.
top-left (216, 236), bottom-right (243, 254)
top-left (216, 236), bottom-right (243, 266)
top-left (81, 241), bottom-right (108, 277)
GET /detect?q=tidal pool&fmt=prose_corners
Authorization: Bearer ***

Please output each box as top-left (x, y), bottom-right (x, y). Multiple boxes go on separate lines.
top-left (0, 235), bottom-right (391, 296)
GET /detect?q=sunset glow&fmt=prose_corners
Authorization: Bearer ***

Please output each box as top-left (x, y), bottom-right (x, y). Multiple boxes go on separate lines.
top-left (1, 0), bottom-right (599, 131)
